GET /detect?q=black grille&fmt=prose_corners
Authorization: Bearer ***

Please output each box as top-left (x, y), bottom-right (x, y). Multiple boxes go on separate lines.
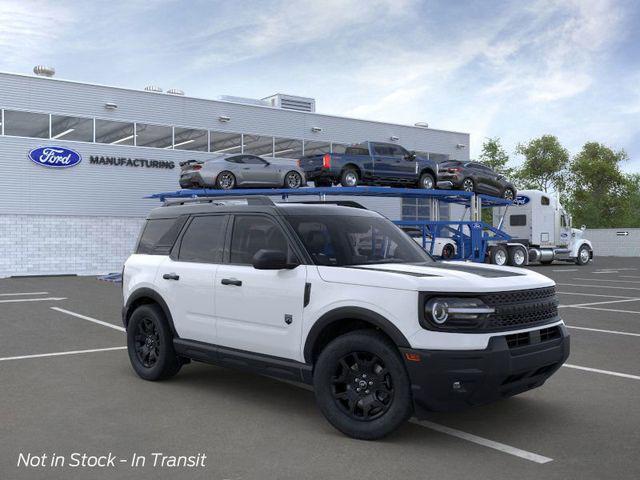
top-left (482, 287), bottom-right (559, 331)
top-left (506, 326), bottom-right (561, 349)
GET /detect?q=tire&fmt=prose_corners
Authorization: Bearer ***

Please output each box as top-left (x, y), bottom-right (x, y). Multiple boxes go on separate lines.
top-left (284, 171), bottom-right (303, 189)
top-left (216, 171), bottom-right (236, 190)
top-left (508, 246), bottom-right (527, 267)
top-left (340, 168), bottom-right (359, 187)
top-left (314, 179), bottom-right (332, 188)
top-left (127, 304), bottom-right (182, 381)
top-left (441, 243), bottom-right (455, 259)
top-left (462, 178), bottom-right (475, 192)
top-left (418, 172), bottom-right (435, 190)
top-left (576, 245), bottom-right (591, 265)
top-left (503, 187), bottom-right (515, 201)
top-left (313, 330), bottom-right (413, 440)
top-left (490, 245), bottom-right (508, 266)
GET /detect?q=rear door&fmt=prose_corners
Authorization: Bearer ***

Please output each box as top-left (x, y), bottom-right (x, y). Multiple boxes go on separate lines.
top-left (371, 143), bottom-right (397, 180)
top-left (214, 214), bottom-right (307, 360)
top-left (158, 214), bottom-right (229, 345)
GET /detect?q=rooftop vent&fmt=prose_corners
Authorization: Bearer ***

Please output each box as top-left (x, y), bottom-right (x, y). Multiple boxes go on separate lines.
top-left (219, 95), bottom-right (270, 107)
top-left (262, 94), bottom-right (316, 112)
top-left (167, 88), bottom-right (185, 96)
top-left (33, 65), bottom-right (55, 77)
top-left (144, 85), bottom-right (163, 93)
top-left (414, 122), bottom-right (429, 128)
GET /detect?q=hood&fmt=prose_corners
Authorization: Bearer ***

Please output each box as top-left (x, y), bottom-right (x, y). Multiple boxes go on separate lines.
top-left (316, 261), bottom-right (554, 293)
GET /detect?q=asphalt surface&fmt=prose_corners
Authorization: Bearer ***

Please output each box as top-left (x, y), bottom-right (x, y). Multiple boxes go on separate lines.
top-left (1, 258), bottom-right (640, 480)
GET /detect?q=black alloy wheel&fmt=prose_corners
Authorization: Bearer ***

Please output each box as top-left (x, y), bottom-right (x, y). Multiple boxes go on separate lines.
top-left (331, 352), bottom-right (394, 421)
top-left (134, 318), bottom-right (160, 368)
top-left (285, 171), bottom-right (303, 189)
top-left (216, 171), bottom-right (236, 190)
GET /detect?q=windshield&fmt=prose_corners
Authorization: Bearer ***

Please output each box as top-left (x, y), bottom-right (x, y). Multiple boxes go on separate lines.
top-left (285, 215), bottom-right (433, 266)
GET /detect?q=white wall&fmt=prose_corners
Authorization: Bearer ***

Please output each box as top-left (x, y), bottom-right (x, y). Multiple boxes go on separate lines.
top-left (583, 228), bottom-right (640, 257)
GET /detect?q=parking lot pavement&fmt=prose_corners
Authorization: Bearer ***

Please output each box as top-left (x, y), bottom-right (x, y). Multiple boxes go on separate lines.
top-left (2, 258), bottom-right (640, 479)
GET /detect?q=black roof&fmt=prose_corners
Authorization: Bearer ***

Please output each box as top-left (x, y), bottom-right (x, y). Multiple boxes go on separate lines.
top-left (147, 199), bottom-right (380, 220)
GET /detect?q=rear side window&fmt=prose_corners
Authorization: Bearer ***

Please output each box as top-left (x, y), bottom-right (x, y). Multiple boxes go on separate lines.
top-left (178, 215), bottom-right (227, 263)
top-left (137, 217), bottom-right (186, 254)
top-left (510, 215), bottom-right (527, 226)
top-left (345, 147), bottom-right (369, 156)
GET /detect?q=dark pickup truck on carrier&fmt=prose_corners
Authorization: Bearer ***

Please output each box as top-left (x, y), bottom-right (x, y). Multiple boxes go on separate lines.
top-left (298, 141), bottom-right (439, 189)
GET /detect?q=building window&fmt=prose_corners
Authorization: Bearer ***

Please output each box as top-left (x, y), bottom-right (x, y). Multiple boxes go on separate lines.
top-left (210, 131), bottom-right (242, 154)
top-left (173, 127), bottom-right (208, 151)
top-left (274, 137), bottom-right (303, 158)
top-left (135, 123), bottom-right (172, 149)
top-left (3, 110), bottom-right (49, 138)
top-left (95, 119), bottom-right (135, 145)
top-left (331, 143), bottom-right (348, 154)
top-left (429, 153), bottom-right (450, 163)
top-left (51, 115), bottom-right (93, 142)
top-left (243, 134), bottom-right (274, 156)
top-left (303, 140), bottom-right (331, 156)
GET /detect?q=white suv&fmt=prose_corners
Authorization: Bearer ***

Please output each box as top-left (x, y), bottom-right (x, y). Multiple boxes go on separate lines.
top-left (123, 197), bottom-right (569, 440)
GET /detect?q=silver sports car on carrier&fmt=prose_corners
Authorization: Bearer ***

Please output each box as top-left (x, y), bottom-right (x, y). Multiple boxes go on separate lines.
top-left (179, 154), bottom-right (307, 190)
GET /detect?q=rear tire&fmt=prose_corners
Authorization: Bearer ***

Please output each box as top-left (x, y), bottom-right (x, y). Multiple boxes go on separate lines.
top-left (340, 168), bottom-right (359, 187)
top-left (503, 187), bottom-right (515, 201)
top-left (127, 304), bottom-right (181, 381)
top-left (441, 243), bottom-right (455, 259)
top-left (462, 178), bottom-right (475, 192)
top-left (216, 171), bottom-right (236, 190)
top-left (490, 245), bottom-right (508, 266)
top-left (507, 245), bottom-right (527, 267)
top-left (418, 172), bottom-right (435, 190)
top-left (284, 171), bottom-right (303, 189)
top-left (313, 330), bottom-right (413, 440)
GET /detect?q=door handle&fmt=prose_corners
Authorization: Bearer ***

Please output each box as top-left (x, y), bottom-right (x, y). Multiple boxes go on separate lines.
top-left (162, 273), bottom-right (180, 281)
top-left (221, 278), bottom-right (242, 287)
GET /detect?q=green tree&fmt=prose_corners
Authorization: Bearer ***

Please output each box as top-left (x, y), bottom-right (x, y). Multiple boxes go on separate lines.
top-left (515, 135), bottom-right (569, 192)
top-left (478, 137), bottom-right (514, 177)
top-left (566, 142), bottom-right (636, 228)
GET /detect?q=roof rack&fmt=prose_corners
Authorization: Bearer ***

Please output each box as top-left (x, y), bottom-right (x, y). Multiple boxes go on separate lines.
top-left (285, 200), bottom-right (367, 209)
top-left (161, 195), bottom-right (274, 207)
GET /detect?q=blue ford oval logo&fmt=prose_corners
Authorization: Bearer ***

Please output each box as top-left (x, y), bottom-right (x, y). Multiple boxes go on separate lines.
top-left (514, 195), bottom-right (530, 205)
top-left (28, 146), bottom-right (82, 168)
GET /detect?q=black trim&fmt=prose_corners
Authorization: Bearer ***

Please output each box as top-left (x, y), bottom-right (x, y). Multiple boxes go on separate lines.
top-left (346, 266), bottom-right (440, 277)
top-left (426, 263), bottom-right (525, 278)
top-left (173, 339), bottom-right (313, 384)
top-left (122, 288), bottom-right (179, 337)
top-left (402, 324), bottom-right (570, 416)
top-left (304, 282), bottom-right (312, 307)
top-left (303, 307), bottom-right (411, 363)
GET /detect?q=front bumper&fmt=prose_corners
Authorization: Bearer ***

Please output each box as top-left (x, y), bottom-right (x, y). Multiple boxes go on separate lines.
top-left (400, 324), bottom-right (570, 416)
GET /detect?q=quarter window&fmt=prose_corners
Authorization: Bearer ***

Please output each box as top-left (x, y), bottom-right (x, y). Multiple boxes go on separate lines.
top-left (137, 217), bottom-right (187, 255)
top-left (541, 196), bottom-right (550, 206)
top-left (178, 215), bottom-right (227, 263)
top-left (3, 110), bottom-right (49, 138)
top-left (230, 216), bottom-right (292, 264)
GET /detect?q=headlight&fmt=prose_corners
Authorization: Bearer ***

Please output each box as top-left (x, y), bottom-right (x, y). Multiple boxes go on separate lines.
top-left (424, 297), bottom-right (494, 329)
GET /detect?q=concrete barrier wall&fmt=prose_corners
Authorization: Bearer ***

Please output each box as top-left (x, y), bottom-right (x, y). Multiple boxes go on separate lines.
top-left (583, 228), bottom-right (640, 257)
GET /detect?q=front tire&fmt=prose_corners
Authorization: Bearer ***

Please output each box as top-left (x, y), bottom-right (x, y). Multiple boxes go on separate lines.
top-left (313, 330), bottom-right (413, 440)
top-left (576, 245), bottom-right (591, 265)
top-left (216, 171), bottom-right (236, 190)
top-left (127, 304), bottom-right (181, 381)
top-left (441, 243), bottom-right (455, 259)
top-left (462, 178), bottom-right (475, 192)
top-left (503, 187), bottom-right (515, 201)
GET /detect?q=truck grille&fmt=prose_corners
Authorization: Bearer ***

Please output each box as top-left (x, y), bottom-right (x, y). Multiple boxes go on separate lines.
top-left (482, 287), bottom-right (559, 331)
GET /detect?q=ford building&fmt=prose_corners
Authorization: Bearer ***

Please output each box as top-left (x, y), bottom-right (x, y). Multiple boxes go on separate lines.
top-left (0, 68), bottom-right (470, 277)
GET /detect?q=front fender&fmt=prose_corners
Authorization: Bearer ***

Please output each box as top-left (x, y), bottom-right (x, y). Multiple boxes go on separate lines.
top-left (570, 239), bottom-right (593, 257)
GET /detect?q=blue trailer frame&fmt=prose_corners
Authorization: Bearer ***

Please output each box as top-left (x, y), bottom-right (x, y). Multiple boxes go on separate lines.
top-left (148, 186), bottom-right (512, 263)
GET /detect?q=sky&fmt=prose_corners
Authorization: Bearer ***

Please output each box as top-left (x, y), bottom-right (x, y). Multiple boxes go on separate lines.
top-left (1, 0), bottom-right (639, 171)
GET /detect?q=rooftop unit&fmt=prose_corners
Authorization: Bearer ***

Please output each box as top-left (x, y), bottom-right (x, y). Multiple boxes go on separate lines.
top-left (262, 93), bottom-right (316, 113)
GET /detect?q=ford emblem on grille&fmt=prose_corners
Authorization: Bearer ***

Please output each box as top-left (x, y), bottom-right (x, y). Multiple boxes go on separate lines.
top-left (28, 146), bottom-right (82, 168)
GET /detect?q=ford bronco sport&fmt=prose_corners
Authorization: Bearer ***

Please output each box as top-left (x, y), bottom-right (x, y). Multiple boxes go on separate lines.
top-left (122, 197), bottom-right (569, 440)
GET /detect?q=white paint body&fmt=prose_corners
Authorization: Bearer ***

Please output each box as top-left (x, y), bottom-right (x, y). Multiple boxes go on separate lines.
top-left (124, 254), bottom-right (561, 363)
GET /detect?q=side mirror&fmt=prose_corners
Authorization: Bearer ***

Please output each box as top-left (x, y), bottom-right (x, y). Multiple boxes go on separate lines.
top-left (405, 151), bottom-right (416, 161)
top-left (252, 249), bottom-right (297, 270)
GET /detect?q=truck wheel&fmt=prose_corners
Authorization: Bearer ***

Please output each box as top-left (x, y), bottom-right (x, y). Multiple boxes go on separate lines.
top-left (576, 245), bottom-right (591, 265)
top-left (508, 246), bottom-right (527, 267)
top-left (503, 188), bottom-right (515, 201)
top-left (462, 178), bottom-right (475, 192)
top-left (313, 330), bottom-right (413, 440)
top-left (127, 304), bottom-right (182, 381)
top-left (340, 168), bottom-right (359, 187)
top-left (216, 171), bottom-right (236, 190)
top-left (418, 172), bottom-right (435, 189)
top-left (490, 245), bottom-right (508, 266)
top-left (441, 243), bottom-right (455, 259)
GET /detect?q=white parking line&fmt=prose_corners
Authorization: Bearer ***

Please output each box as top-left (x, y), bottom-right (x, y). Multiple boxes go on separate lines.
top-left (592, 271), bottom-right (619, 274)
top-left (410, 420), bottom-right (553, 464)
top-left (559, 298), bottom-right (640, 308)
top-left (50, 307), bottom-right (125, 332)
top-left (572, 278), bottom-right (640, 284)
top-left (558, 283), bottom-right (640, 292)
top-left (568, 305), bottom-right (640, 315)
top-left (563, 364), bottom-right (640, 381)
top-left (0, 291), bottom-right (49, 296)
top-left (620, 275), bottom-right (640, 279)
top-left (557, 291), bottom-right (637, 299)
top-left (566, 325), bottom-right (640, 337)
top-left (0, 297), bottom-right (67, 304)
top-left (0, 346), bottom-right (126, 362)
top-left (552, 269), bottom-right (579, 272)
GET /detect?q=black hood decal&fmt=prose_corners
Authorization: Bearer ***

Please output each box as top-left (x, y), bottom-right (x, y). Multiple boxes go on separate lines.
top-left (424, 262), bottom-right (525, 278)
top-left (346, 266), bottom-right (441, 277)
